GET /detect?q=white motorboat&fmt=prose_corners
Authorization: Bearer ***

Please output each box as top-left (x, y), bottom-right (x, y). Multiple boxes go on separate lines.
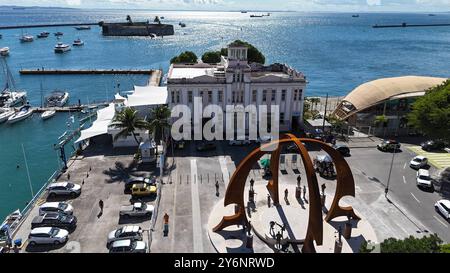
top-left (73, 38), bottom-right (84, 46)
top-left (46, 91), bottom-right (69, 107)
top-left (37, 31), bottom-right (50, 38)
top-left (75, 26), bottom-right (91, 30)
top-left (0, 47), bottom-right (9, 56)
top-left (0, 108), bottom-right (14, 123)
top-left (7, 105), bottom-right (33, 124)
top-left (20, 35), bottom-right (33, 42)
top-left (41, 110), bottom-right (56, 120)
top-left (0, 58), bottom-right (27, 107)
top-left (54, 42), bottom-right (71, 53)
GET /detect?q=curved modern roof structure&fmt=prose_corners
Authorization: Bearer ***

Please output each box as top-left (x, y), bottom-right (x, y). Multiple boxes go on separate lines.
top-left (333, 76), bottom-right (447, 120)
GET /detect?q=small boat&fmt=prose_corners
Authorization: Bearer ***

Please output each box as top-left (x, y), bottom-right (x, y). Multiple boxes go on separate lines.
top-left (0, 108), bottom-right (15, 123)
top-left (0, 91), bottom-right (27, 107)
top-left (54, 32), bottom-right (64, 36)
top-left (160, 16), bottom-right (165, 19)
top-left (37, 31), bottom-right (50, 38)
top-left (250, 15), bottom-right (264, 18)
top-left (75, 26), bottom-right (91, 30)
top-left (179, 22), bottom-right (186, 27)
top-left (7, 105), bottom-right (33, 124)
top-left (73, 38), bottom-right (84, 46)
top-left (41, 110), bottom-right (56, 120)
top-left (19, 35), bottom-right (33, 42)
top-left (0, 47), bottom-right (9, 56)
top-left (46, 91), bottom-right (69, 107)
top-left (54, 42), bottom-right (71, 53)
top-left (428, 14), bottom-right (436, 16)
top-left (352, 14), bottom-right (360, 18)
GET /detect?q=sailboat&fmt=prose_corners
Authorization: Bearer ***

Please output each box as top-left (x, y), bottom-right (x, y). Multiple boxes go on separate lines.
top-left (39, 81), bottom-right (57, 120)
top-left (0, 59), bottom-right (27, 108)
top-left (7, 104), bottom-right (33, 124)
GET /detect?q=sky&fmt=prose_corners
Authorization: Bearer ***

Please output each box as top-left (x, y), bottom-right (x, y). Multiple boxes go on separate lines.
top-left (1, 0), bottom-right (450, 12)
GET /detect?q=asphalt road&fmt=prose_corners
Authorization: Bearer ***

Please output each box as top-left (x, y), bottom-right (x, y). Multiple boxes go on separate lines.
top-left (345, 146), bottom-right (450, 243)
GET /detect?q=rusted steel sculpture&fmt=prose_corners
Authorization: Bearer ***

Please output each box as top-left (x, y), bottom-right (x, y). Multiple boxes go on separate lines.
top-left (213, 134), bottom-right (359, 253)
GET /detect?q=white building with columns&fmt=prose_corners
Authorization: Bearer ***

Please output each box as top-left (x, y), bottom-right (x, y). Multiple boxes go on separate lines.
top-left (167, 42), bottom-right (307, 136)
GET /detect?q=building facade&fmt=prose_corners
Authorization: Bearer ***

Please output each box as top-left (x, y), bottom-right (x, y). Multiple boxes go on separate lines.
top-left (167, 43), bottom-right (307, 138)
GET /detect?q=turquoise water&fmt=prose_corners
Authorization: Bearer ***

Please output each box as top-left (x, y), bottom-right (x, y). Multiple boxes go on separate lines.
top-left (1, 8), bottom-right (450, 219)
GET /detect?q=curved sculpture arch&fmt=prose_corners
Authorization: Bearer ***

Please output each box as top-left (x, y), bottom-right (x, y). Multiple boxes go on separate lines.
top-left (213, 134), bottom-right (360, 253)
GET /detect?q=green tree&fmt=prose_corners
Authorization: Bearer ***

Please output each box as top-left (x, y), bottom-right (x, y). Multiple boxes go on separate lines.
top-left (170, 51), bottom-right (198, 64)
top-left (221, 40), bottom-right (266, 64)
top-left (360, 234), bottom-right (444, 253)
top-left (408, 80), bottom-right (450, 143)
top-left (201, 51), bottom-right (221, 64)
top-left (147, 105), bottom-right (171, 145)
top-left (374, 115), bottom-right (388, 138)
top-left (111, 107), bottom-right (149, 145)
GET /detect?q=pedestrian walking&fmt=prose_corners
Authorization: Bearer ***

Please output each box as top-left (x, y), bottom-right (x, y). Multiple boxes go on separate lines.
top-left (163, 213), bottom-right (169, 236)
top-left (99, 199), bottom-right (104, 213)
top-left (321, 183), bottom-right (326, 195)
top-left (297, 175), bottom-right (301, 188)
top-left (67, 172), bottom-right (71, 180)
top-left (250, 178), bottom-right (255, 191)
top-left (284, 188), bottom-right (289, 200)
top-left (303, 185), bottom-right (307, 199)
top-left (215, 180), bottom-right (219, 194)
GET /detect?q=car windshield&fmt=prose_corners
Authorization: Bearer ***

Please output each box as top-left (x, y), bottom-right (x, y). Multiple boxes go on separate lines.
top-left (58, 214), bottom-right (67, 221)
top-left (66, 183), bottom-right (74, 189)
top-left (413, 158), bottom-right (423, 162)
top-left (441, 203), bottom-right (450, 213)
top-left (50, 227), bottom-right (59, 236)
top-left (58, 203), bottom-right (68, 210)
top-left (419, 175), bottom-right (431, 180)
top-left (131, 241), bottom-right (137, 250)
top-left (115, 228), bottom-right (123, 237)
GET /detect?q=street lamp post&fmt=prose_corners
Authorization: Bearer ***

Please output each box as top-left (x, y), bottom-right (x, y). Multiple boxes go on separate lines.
top-left (385, 101), bottom-right (402, 199)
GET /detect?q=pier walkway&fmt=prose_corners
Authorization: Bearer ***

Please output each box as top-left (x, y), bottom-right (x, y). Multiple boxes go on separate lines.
top-left (20, 69), bottom-right (156, 75)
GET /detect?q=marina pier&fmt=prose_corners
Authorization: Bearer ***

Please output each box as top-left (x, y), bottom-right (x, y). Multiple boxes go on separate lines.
top-left (20, 69), bottom-right (157, 75)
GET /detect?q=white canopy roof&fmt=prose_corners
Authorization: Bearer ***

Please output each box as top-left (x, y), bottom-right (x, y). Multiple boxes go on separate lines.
top-left (126, 85), bottom-right (168, 107)
top-left (75, 103), bottom-right (116, 144)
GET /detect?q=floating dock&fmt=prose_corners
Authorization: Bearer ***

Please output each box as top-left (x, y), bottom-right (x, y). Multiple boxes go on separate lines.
top-left (373, 23), bottom-right (450, 28)
top-left (20, 69), bottom-right (156, 75)
top-left (0, 23), bottom-right (99, 30)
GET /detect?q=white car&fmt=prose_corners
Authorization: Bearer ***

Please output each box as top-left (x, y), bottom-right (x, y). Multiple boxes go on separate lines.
top-left (120, 203), bottom-right (154, 218)
top-left (107, 226), bottom-right (143, 246)
top-left (434, 200), bottom-right (450, 220)
top-left (39, 202), bottom-right (74, 216)
top-left (47, 182), bottom-right (82, 197)
top-left (28, 227), bottom-right (69, 246)
top-left (109, 239), bottom-right (147, 253)
top-left (416, 169), bottom-right (433, 188)
top-left (410, 156), bottom-right (428, 169)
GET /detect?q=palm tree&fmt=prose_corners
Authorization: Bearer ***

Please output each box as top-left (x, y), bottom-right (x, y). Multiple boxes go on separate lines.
top-left (147, 105), bottom-right (171, 144)
top-left (111, 107), bottom-right (149, 146)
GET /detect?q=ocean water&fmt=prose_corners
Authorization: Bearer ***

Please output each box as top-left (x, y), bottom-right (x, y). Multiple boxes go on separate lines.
top-left (1, 8), bottom-right (450, 219)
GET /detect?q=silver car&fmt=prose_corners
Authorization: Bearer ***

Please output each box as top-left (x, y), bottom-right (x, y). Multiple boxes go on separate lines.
top-left (109, 239), bottom-right (147, 253)
top-left (28, 227), bottom-right (69, 246)
top-left (39, 202), bottom-right (74, 216)
top-left (435, 200), bottom-right (450, 220)
top-left (107, 226), bottom-right (143, 247)
top-left (47, 182), bottom-right (81, 197)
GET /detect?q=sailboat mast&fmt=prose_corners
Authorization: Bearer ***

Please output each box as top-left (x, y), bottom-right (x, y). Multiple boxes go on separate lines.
top-left (21, 143), bottom-right (35, 198)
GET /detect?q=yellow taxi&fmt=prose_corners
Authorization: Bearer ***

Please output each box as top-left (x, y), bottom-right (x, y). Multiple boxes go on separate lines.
top-left (131, 183), bottom-right (157, 197)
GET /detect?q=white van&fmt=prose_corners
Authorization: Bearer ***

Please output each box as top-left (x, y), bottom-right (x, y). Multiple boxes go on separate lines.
top-left (416, 169), bottom-right (432, 188)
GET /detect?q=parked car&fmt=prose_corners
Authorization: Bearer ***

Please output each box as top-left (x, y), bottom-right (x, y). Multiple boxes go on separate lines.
top-left (131, 183), bottom-right (157, 197)
top-left (28, 227), bottom-right (69, 246)
top-left (196, 142), bottom-right (217, 151)
top-left (229, 137), bottom-right (252, 146)
top-left (39, 202), bottom-right (73, 216)
top-left (47, 182), bottom-right (81, 197)
top-left (124, 176), bottom-right (157, 192)
top-left (434, 200), bottom-right (450, 220)
top-left (333, 144), bottom-right (350, 156)
top-left (109, 239), bottom-right (147, 253)
top-left (107, 226), bottom-right (143, 247)
top-left (377, 140), bottom-right (401, 152)
top-left (416, 169), bottom-right (433, 189)
top-left (410, 156), bottom-right (428, 169)
top-left (421, 140), bottom-right (445, 152)
top-left (120, 202), bottom-right (154, 218)
top-left (31, 212), bottom-right (77, 230)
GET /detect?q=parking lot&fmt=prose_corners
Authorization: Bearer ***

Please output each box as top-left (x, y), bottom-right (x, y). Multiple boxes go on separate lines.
top-left (13, 142), bottom-right (158, 253)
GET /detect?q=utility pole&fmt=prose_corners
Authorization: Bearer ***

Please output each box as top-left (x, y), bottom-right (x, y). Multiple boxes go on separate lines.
top-left (322, 93), bottom-right (329, 133)
top-left (385, 101), bottom-right (402, 199)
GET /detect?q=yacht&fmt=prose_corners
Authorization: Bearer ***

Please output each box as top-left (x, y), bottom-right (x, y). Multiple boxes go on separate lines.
top-left (0, 108), bottom-right (15, 123)
top-left (41, 110), bottom-right (56, 120)
top-left (54, 42), bottom-right (71, 53)
top-left (7, 105), bottom-right (33, 124)
top-left (20, 35), bottom-right (34, 42)
top-left (0, 47), bottom-right (9, 56)
top-left (73, 38), bottom-right (84, 46)
top-left (46, 91), bottom-right (69, 107)
top-left (0, 59), bottom-right (27, 107)
top-left (37, 31), bottom-right (50, 38)
top-left (75, 26), bottom-right (91, 30)
top-left (352, 14), bottom-right (360, 18)
top-left (54, 31), bottom-right (64, 36)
